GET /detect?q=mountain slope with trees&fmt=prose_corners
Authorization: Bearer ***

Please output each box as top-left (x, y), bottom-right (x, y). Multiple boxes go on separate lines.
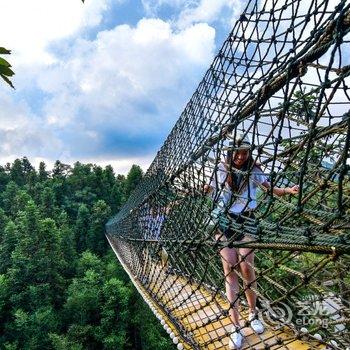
top-left (0, 158), bottom-right (174, 350)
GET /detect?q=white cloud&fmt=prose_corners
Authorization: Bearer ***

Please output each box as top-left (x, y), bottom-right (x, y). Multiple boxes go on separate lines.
top-left (0, 93), bottom-right (111, 171)
top-left (0, 0), bottom-right (111, 65)
top-left (0, 154), bottom-right (146, 176)
top-left (81, 155), bottom-right (154, 175)
top-left (0, 0), bottom-right (219, 173)
top-left (36, 18), bottom-right (215, 134)
top-left (177, 0), bottom-right (242, 29)
top-left (0, 92), bottom-right (28, 130)
top-left (141, 0), bottom-right (191, 16)
top-left (0, 90), bottom-right (64, 159)
top-left (0, 16), bottom-right (216, 171)
top-left (141, 0), bottom-right (242, 30)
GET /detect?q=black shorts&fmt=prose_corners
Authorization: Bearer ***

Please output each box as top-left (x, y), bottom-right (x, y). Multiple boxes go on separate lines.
top-left (219, 211), bottom-right (255, 242)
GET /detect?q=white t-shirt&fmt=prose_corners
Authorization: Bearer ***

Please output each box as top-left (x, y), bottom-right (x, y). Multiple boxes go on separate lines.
top-left (210, 162), bottom-right (268, 214)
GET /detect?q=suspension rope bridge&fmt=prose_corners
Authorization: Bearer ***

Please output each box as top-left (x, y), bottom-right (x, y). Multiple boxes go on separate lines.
top-left (106, 0), bottom-right (350, 348)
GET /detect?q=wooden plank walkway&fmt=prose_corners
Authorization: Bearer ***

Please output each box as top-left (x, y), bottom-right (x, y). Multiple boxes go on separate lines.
top-left (107, 235), bottom-right (326, 350)
top-left (146, 264), bottom-right (325, 350)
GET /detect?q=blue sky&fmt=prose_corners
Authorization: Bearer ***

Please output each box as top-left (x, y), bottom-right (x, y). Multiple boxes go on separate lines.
top-left (0, 0), bottom-right (242, 174)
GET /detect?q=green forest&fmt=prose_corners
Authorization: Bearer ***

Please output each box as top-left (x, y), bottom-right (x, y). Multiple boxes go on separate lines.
top-left (0, 157), bottom-right (175, 350)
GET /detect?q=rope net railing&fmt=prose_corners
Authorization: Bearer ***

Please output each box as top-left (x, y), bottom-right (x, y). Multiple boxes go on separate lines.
top-left (106, 0), bottom-right (350, 348)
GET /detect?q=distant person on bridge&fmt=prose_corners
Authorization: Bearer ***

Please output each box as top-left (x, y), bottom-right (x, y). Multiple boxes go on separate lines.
top-left (139, 201), bottom-right (175, 283)
top-left (205, 133), bottom-right (299, 349)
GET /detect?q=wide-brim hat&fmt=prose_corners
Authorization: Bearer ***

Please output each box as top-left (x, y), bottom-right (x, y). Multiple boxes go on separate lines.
top-left (226, 132), bottom-right (251, 150)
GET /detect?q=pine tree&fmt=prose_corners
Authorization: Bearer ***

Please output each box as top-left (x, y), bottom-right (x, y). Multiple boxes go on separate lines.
top-left (40, 187), bottom-right (57, 218)
top-left (0, 165), bottom-right (9, 192)
top-left (52, 161), bottom-right (71, 179)
top-left (38, 162), bottom-right (49, 182)
top-left (0, 221), bottom-right (17, 274)
top-left (9, 159), bottom-right (25, 186)
top-left (8, 202), bottom-right (66, 310)
top-left (87, 200), bottom-right (111, 255)
top-left (75, 205), bottom-right (90, 253)
top-left (125, 165), bottom-right (143, 198)
top-left (1, 181), bottom-right (19, 215)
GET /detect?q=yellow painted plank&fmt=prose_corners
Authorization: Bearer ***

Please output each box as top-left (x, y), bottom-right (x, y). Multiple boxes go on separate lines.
top-left (108, 238), bottom-right (326, 350)
top-left (145, 263), bottom-right (326, 349)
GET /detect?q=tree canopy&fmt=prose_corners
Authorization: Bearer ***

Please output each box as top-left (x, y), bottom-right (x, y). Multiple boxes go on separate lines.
top-left (0, 157), bottom-right (174, 350)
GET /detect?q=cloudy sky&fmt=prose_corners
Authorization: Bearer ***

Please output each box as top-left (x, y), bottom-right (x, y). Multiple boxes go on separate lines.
top-left (0, 0), bottom-right (241, 174)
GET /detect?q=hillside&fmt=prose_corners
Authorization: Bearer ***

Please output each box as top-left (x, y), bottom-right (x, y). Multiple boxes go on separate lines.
top-left (0, 157), bottom-right (174, 350)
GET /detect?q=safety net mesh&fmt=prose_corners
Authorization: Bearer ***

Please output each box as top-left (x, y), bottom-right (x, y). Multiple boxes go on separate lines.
top-left (106, 0), bottom-right (350, 348)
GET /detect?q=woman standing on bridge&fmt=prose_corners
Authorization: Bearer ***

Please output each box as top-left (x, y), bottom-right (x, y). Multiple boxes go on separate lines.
top-left (206, 133), bottom-right (299, 349)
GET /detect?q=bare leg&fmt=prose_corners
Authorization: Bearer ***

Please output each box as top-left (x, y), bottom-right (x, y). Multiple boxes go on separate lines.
top-left (161, 246), bottom-right (168, 268)
top-left (141, 247), bottom-right (151, 283)
top-left (238, 246), bottom-right (257, 314)
top-left (217, 233), bottom-right (241, 327)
